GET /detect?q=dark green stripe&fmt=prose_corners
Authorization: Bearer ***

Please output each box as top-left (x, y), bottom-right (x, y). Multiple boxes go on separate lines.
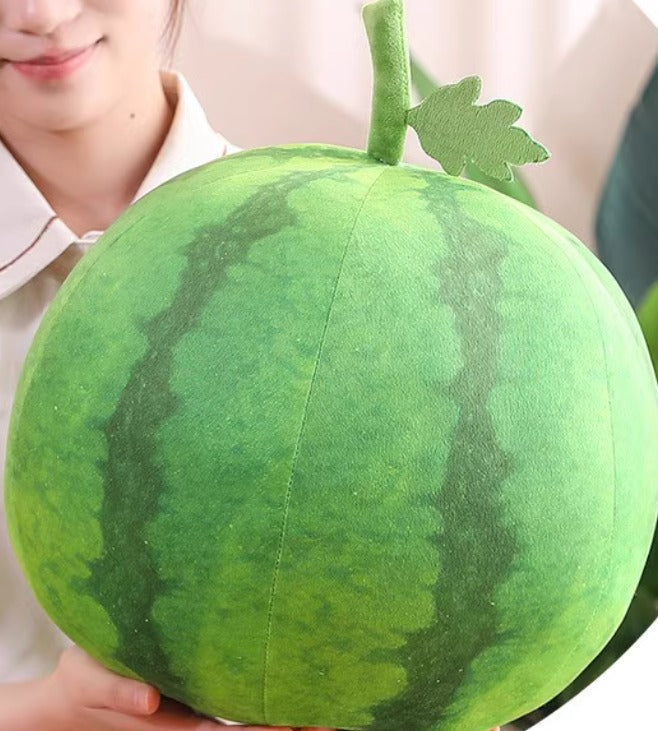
top-left (84, 162), bottom-right (362, 698)
top-left (368, 178), bottom-right (518, 731)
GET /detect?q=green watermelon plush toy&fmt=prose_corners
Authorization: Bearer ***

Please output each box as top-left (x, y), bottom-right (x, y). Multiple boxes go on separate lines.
top-left (6, 2), bottom-right (658, 730)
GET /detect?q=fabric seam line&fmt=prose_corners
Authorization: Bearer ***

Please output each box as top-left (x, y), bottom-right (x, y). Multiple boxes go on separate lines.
top-left (260, 165), bottom-right (388, 721)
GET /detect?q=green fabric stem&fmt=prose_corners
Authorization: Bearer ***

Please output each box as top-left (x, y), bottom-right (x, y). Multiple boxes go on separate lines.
top-left (363, 0), bottom-right (411, 165)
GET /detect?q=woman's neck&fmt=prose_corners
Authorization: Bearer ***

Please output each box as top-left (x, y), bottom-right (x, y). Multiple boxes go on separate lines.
top-left (1, 72), bottom-right (174, 237)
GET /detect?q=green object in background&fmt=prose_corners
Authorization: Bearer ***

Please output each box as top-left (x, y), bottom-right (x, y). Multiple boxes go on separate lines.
top-left (410, 55), bottom-right (541, 208)
top-left (637, 283), bottom-right (658, 600)
top-left (617, 62), bottom-right (658, 605)
top-left (639, 281), bottom-right (658, 375)
top-left (596, 60), bottom-right (658, 309)
top-left (6, 1), bottom-right (658, 730)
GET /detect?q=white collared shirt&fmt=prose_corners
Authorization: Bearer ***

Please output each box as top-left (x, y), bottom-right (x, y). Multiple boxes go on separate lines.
top-left (0, 71), bottom-right (239, 683)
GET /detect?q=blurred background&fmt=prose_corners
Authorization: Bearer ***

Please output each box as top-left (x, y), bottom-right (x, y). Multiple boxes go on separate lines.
top-left (172, 0), bottom-right (658, 252)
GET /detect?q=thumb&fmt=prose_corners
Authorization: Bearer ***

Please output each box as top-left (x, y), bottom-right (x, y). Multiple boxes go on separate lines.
top-left (87, 669), bottom-right (160, 715)
top-left (64, 648), bottom-right (160, 715)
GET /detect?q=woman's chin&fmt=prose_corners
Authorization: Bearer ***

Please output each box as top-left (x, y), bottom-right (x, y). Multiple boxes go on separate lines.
top-left (0, 81), bottom-right (113, 134)
top-left (0, 47), bottom-right (111, 133)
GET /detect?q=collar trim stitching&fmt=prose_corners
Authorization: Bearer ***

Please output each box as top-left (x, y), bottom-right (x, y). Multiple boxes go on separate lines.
top-left (0, 215), bottom-right (58, 273)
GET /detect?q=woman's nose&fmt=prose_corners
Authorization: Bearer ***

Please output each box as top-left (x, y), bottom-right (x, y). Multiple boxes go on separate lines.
top-left (3, 0), bottom-right (81, 37)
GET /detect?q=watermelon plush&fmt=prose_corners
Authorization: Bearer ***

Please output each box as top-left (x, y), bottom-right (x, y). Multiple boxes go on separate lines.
top-left (5, 2), bottom-right (658, 730)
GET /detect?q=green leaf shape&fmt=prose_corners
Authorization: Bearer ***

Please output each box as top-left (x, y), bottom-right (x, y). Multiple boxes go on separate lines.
top-left (407, 75), bottom-right (549, 181)
top-left (409, 55), bottom-right (540, 209)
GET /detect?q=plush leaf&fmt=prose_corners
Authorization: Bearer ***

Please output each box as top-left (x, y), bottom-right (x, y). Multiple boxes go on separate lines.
top-left (407, 75), bottom-right (549, 180)
top-left (409, 55), bottom-right (541, 208)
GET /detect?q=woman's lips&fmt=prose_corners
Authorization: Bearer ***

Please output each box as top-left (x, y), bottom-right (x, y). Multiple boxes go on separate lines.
top-left (10, 41), bottom-right (99, 81)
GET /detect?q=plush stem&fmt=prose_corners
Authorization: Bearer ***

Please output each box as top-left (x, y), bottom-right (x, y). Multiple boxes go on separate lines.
top-left (363, 0), bottom-right (411, 165)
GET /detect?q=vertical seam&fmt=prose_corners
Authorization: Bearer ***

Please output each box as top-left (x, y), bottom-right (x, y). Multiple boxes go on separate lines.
top-left (260, 167), bottom-right (387, 721)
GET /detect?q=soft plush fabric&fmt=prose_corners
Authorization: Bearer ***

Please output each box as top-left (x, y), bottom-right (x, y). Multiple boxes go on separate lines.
top-left (407, 76), bottom-right (549, 179)
top-left (6, 144), bottom-right (658, 731)
top-left (5, 2), bottom-right (658, 730)
top-left (409, 56), bottom-right (540, 208)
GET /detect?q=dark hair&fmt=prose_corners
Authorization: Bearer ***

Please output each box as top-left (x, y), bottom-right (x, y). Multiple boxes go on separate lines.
top-left (162, 0), bottom-right (185, 57)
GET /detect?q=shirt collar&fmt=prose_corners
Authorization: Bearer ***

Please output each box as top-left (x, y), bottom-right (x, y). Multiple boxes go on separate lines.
top-left (0, 71), bottom-right (236, 301)
top-left (135, 71), bottom-right (233, 200)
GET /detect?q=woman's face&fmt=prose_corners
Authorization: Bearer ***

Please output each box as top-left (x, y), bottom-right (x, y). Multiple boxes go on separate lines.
top-left (0, 0), bottom-right (170, 134)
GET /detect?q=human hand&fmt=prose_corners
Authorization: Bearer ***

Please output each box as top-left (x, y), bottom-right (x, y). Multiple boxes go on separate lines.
top-left (36, 646), bottom-right (295, 731)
